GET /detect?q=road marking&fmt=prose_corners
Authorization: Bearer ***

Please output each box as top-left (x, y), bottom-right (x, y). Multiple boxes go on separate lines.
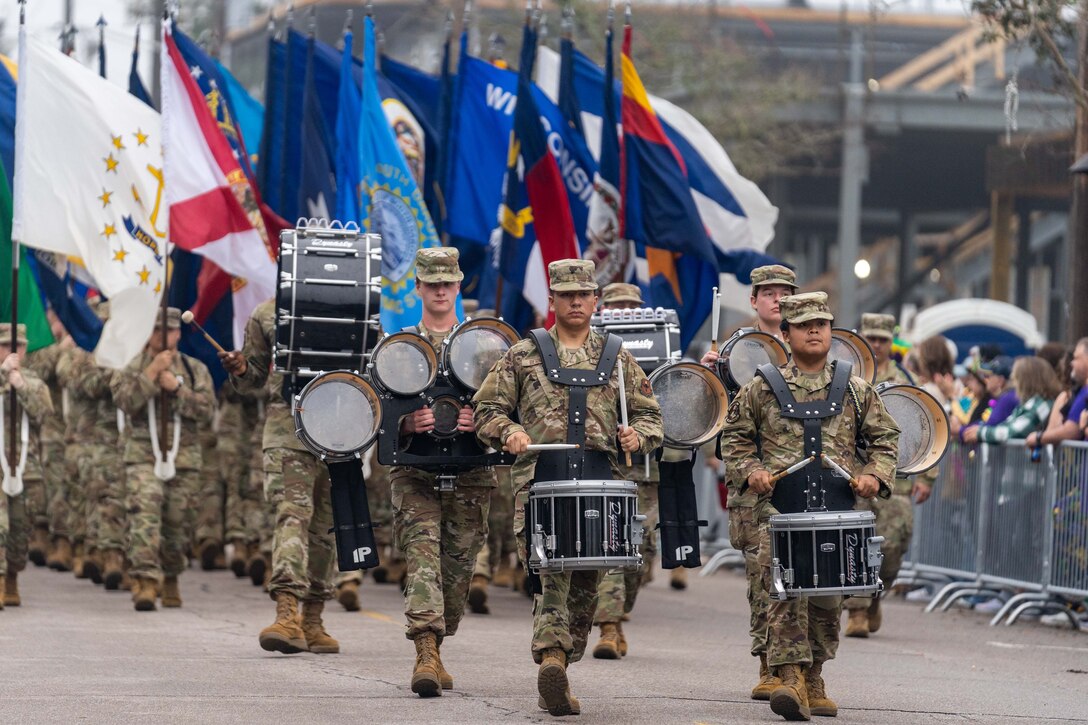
top-left (988, 640), bottom-right (1088, 654)
top-left (361, 610), bottom-right (398, 625)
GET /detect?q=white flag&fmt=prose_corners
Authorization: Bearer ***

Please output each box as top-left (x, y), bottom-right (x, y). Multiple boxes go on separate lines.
top-left (13, 33), bottom-right (166, 369)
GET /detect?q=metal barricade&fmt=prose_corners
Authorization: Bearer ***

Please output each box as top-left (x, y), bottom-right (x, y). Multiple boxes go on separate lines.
top-left (1048, 441), bottom-right (1088, 604)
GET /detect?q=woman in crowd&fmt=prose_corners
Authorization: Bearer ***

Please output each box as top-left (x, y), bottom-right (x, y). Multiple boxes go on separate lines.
top-left (963, 357), bottom-right (1060, 444)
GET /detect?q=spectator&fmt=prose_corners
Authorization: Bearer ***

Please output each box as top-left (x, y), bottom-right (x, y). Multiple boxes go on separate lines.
top-left (913, 336), bottom-right (958, 412)
top-left (1036, 342), bottom-right (1066, 378)
top-left (964, 357), bottom-right (1059, 444)
top-left (1027, 338), bottom-right (1088, 448)
top-left (964, 355), bottom-right (1018, 437)
top-left (950, 368), bottom-right (987, 436)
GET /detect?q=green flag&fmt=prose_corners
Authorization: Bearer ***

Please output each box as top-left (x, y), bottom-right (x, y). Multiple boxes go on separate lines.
top-left (0, 157), bottom-right (53, 352)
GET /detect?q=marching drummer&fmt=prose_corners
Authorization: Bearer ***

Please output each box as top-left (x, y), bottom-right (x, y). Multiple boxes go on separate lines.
top-left (390, 247), bottom-right (497, 699)
top-left (719, 292), bottom-right (899, 722)
top-left (700, 262), bottom-right (799, 702)
top-left (473, 260), bottom-right (663, 717)
top-left (843, 313), bottom-right (932, 639)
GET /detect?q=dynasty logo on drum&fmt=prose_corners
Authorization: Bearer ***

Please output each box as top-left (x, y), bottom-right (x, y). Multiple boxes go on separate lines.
top-left (845, 533), bottom-right (860, 585)
top-left (607, 500), bottom-right (622, 554)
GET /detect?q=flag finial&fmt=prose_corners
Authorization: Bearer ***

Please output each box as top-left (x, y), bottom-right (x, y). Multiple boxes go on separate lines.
top-left (607, 0), bottom-right (615, 32)
top-left (18, 0), bottom-right (25, 26)
top-left (625, 0), bottom-right (632, 25)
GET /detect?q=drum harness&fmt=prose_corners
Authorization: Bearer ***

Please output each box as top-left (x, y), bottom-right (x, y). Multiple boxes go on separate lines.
top-left (754, 360), bottom-right (864, 514)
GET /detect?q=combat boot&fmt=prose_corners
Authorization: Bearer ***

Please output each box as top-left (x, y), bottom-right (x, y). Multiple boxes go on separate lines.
top-left (161, 576), bottom-right (182, 608)
top-left (845, 609), bottom-right (869, 638)
top-left (411, 632), bottom-right (442, 697)
top-left (301, 600), bottom-right (340, 654)
top-left (592, 623), bottom-right (622, 660)
top-left (467, 574), bottom-right (489, 614)
top-left (259, 593), bottom-right (308, 654)
top-left (132, 578), bottom-right (157, 611)
top-left (199, 540), bottom-right (221, 571)
top-left (538, 693), bottom-right (582, 714)
top-left (29, 525), bottom-right (49, 567)
top-left (538, 648), bottom-right (579, 716)
top-left (384, 559), bottom-right (407, 587)
top-left (806, 662), bottom-right (838, 717)
top-left (102, 549), bottom-right (125, 591)
top-left (84, 549), bottom-right (103, 585)
top-left (48, 537), bottom-right (73, 572)
top-left (72, 542), bottom-right (88, 579)
top-left (867, 597), bottom-right (883, 634)
top-left (336, 580), bottom-right (361, 612)
top-left (229, 540), bottom-right (248, 578)
top-left (617, 621), bottom-right (628, 657)
top-left (493, 557), bottom-right (514, 588)
top-left (769, 664), bottom-right (811, 721)
top-left (435, 641), bottom-right (454, 690)
top-left (3, 572), bottom-right (20, 606)
top-left (247, 550), bottom-right (268, 587)
top-left (751, 653), bottom-right (782, 700)
top-left (670, 568), bottom-right (688, 590)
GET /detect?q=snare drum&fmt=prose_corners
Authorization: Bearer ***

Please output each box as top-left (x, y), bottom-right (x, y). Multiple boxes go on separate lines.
top-left (293, 371), bottom-right (383, 461)
top-left (769, 510), bottom-right (884, 600)
top-left (527, 480), bottom-right (645, 572)
top-left (442, 317), bottom-right (519, 392)
top-left (370, 332), bottom-right (438, 396)
top-left (830, 328), bottom-right (876, 383)
top-left (275, 224), bottom-right (383, 374)
top-left (718, 330), bottom-right (789, 390)
top-left (876, 383), bottom-right (950, 475)
top-left (648, 362), bottom-right (729, 448)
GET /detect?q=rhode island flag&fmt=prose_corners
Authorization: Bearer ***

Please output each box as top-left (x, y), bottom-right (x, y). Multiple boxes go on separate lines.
top-left (358, 16), bottom-right (441, 332)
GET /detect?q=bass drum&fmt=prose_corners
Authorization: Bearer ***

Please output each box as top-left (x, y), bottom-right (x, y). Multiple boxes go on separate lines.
top-left (830, 328), bottom-right (876, 384)
top-left (717, 330), bottom-right (789, 390)
top-left (369, 331), bottom-right (438, 397)
top-left (876, 383), bottom-right (950, 476)
top-left (293, 371), bottom-right (383, 462)
top-left (648, 362), bottom-right (729, 448)
top-left (442, 317), bottom-right (519, 392)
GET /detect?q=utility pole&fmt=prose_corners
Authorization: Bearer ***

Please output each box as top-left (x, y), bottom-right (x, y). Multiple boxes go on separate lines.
top-left (1070, 4), bottom-right (1088, 343)
top-left (836, 28), bottom-right (866, 328)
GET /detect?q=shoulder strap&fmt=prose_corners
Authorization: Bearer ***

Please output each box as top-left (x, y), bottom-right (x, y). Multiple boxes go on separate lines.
top-left (180, 355), bottom-right (196, 387)
top-left (529, 328), bottom-right (619, 388)
top-left (755, 363), bottom-right (797, 411)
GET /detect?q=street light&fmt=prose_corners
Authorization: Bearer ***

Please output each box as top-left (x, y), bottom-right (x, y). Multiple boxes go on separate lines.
top-left (854, 259), bottom-right (871, 279)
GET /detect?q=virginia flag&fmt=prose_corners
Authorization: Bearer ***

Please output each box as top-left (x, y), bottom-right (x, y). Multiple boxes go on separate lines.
top-left (359, 16), bottom-right (441, 332)
top-left (12, 33), bottom-right (164, 368)
top-left (162, 21), bottom-right (277, 345)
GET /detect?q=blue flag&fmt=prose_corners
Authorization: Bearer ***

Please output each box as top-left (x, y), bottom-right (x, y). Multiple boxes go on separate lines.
top-left (216, 60), bottom-right (263, 168)
top-left (258, 36), bottom-right (286, 211)
top-left (299, 36), bottom-right (337, 220)
top-left (359, 16), bottom-right (442, 332)
top-left (0, 58), bottom-right (15, 189)
top-left (336, 32), bottom-right (362, 224)
top-left (27, 250), bottom-right (103, 352)
top-left (128, 29), bottom-right (153, 107)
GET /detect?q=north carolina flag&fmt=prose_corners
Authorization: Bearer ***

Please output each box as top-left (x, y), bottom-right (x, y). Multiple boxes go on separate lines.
top-left (161, 21), bottom-right (276, 343)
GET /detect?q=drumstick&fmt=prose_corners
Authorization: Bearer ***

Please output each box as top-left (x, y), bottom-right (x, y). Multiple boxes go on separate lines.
top-left (617, 361), bottom-right (633, 467)
top-left (820, 453), bottom-right (860, 491)
top-left (769, 455), bottom-right (817, 483)
top-left (710, 286), bottom-right (721, 350)
top-left (526, 443), bottom-right (581, 451)
top-left (180, 310), bottom-right (227, 354)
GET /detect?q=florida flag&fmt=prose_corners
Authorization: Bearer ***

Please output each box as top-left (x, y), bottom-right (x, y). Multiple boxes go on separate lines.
top-left (161, 21), bottom-right (276, 340)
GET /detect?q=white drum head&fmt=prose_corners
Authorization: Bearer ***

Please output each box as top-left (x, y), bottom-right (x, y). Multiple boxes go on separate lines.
top-left (721, 331), bottom-right (789, 388)
top-left (877, 383), bottom-right (949, 475)
top-left (371, 332), bottom-right (437, 396)
top-left (649, 362), bottom-right (729, 448)
top-left (830, 329), bottom-right (877, 383)
top-left (295, 372), bottom-right (382, 460)
top-left (445, 318), bottom-right (518, 391)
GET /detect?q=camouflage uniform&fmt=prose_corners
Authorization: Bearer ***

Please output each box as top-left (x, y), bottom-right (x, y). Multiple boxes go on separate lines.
top-left (719, 294), bottom-right (899, 670)
top-left (846, 314), bottom-right (915, 615)
top-left (473, 261), bottom-right (663, 665)
top-left (25, 344), bottom-right (65, 538)
top-left (230, 299), bottom-right (335, 603)
top-left (1, 325), bottom-right (53, 581)
top-left (111, 340), bottom-right (215, 583)
top-left (57, 348), bottom-right (126, 560)
top-left (593, 457), bottom-right (658, 623)
top-left (471, 465), bottom-right (517, 580)
top-left (219, 389), bottom-right (265, 551)
top-left (194, 415), bottom-right (224, 559)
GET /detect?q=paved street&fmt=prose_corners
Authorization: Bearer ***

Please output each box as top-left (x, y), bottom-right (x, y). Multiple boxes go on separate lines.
top-left (1, 562), bottom-right (1086, 724)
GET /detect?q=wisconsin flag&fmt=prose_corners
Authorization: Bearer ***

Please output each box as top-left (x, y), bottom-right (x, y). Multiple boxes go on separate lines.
top-left (12, 33), bottom-right (165, 368)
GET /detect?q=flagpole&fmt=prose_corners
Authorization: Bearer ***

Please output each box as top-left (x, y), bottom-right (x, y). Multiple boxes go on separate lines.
top-left (10, 0), bottom-right (25, 474)
top-left (159, 9), bottom-right (171, 467)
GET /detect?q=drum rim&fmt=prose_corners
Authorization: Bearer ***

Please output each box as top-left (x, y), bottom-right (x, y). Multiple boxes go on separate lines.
top-left (769, 510), bottom-right (876, 526)
top-left (877, 383), bottom-right (951, 475)
top-left (718, 330), bottom-right (789, 388)
top-left (649, 361), bottom-right (730, 448)
top-left (443, 316), bottom-right (519, 392)
top-left (370, 331), bottom-right (438, 396)
top-left (529, 479), bottom-right (638, 492)
top-left (428, 394), bottom-right (465, 439)
top-left (293, 370), bottom-right (383, 461)
top-left (830, 328), bottom-right (877, 384)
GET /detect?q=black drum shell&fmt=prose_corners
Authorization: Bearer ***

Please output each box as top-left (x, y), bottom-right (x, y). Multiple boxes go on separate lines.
top-left (527, 480), bottom-right (642, 571)
top-left (770, 511), bottom-right (881, 598)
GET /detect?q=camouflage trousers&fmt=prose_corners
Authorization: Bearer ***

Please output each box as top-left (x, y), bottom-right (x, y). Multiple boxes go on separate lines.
top-left (1, 484), bottom-right (35, 576)
top-left (195, 446), bottom-right (225, 547)
top-left (514, 483), bottom-right (601, 664)
top-left (126, 465), bottom-right (200, 582)
top-left (46, 440), bottom-right (72, 540)
top-left (758, 508), bottom-right (842, 667)
top-left (472, 468), bottom-right (516, 579)
top-left (222, 443), bottom-right (261, 545)
top-left (391, 469), bottom-right (492, 640)
top-left (845, 493), bottom-right (914, 611)
top-left (80, 445), bottom-right (127, 552)
top-left (729, 505), bottom-right (771, 656)
top-left (594, 482), bottom-right (659, 623)
top-left (264, 447), bottom-right (335, 602)
top-left (368, 467), bottom-right (400, 559)
top-left (64, 445), bottom-right (89, 547)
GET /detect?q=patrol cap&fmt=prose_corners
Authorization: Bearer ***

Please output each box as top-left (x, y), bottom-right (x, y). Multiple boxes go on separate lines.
top-left (779, 292), bottom-right (834, 325)
top-left (861, 313), bottom-right (896, 340)
top-left (600, 282), bottom-right (643, 307)
top-left (750, 264), bottom-right (797, 290)
top-left (0, 322), bottom-right (28, 347)
top-left (154, 307), bottom-right (182, 329)
top-left (415, 247), bottom-right (464, 283)
top-left (548, 259), bottom-right (598, 292)
top-left (980, 355), bottom-right (1014, 379)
